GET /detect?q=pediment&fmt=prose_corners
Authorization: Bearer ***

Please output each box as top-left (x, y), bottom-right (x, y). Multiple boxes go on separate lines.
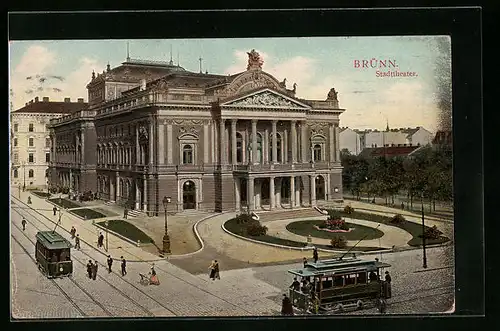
top-left (221, 89), bottom-right (311, 109)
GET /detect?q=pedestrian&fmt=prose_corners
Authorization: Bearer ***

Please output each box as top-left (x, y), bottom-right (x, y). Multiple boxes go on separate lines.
top-left (289, 277), bottom-right (300, 303)
top-left (214, 260), bottom-right (220, 280)
top-left (27, 196), bottom-right (32, 204)
top-left (21, 218), bottom-right (27, 231)
top-left (87, 260), bottom-right (93, 279)
top-left (208, 260), bottom-right (216, 280)
top-left (124, 207), bottom-right (128, 219)
top-left (312, 247), bottom-right (318, 264)
top-left (281, 294), bottom-right (294, 316)
top-left (70, 226), bottom-right (76, 239)
top-left (303, 257), bottom-right (308, 268)
top-left (107, 255), bottom-right (113, 273)
top-left (401, 202), bottom-right (405, 210)
top-left (92, 260), bottom-right (98, 280)
top-left (120, 256), bottom-right (127, 276)
top-left (385, 271), bottom-right (392, 298)
top-left (97, 232), bottom-right (104, 248)
top-left (74, 234), bottom-right (81, 250)
top-left (53, 206), bottom-right (58, 216)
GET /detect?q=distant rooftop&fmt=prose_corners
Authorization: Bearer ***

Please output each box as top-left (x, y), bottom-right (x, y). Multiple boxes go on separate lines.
top-left (12, 96), bottom-right (88, 114)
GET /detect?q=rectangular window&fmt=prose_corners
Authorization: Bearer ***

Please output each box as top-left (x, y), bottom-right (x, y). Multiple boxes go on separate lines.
top-left (13, 169), bottom-right (18, 178)
top-left (29, 138), bottom-right (34, 147)
top-left (29, 123), bottom-right (34, 132)
top-left (28, 153), bottom-right (34, 163)
top-left (13, 138), bottom-right (17, 147)
top-left (13, 123), bottom-right (18, 132)
top-left (45, 153), bottom-right (50, 163)
top-left (13, 153), bottom-right (18, 164)
top-left (45, 138), bottom-right (50, 148)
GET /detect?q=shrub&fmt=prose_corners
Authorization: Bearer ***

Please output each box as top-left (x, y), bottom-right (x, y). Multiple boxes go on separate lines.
top-left (326, 209), bottom-right (342, 221)
top-left (235, 213), bottom-right (254, 225)
top-left (344, 205), bottom-right (354, 214)
top-left (330, 236), bottom-right (347, 248)
top-left (324, 219), bottom-right (349, 230)
top-left (246, 221), bottom-right (268, 236)
top-left (391, 214), bottom-right (406, 224)
top-left (422, 225), bottom-right (443, 240)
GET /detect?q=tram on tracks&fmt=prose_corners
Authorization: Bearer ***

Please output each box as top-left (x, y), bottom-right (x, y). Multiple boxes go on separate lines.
top-left (35, 231), bottom-right (73, 278)
top-left (288, 256), bottom-right (392, 314)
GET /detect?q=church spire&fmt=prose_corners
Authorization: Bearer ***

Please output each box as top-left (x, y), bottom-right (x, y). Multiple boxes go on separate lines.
top-left (386, 119), bottom-right (390, 132)
top-left (169, 45), bottom-right (173, 65)
top-left (126, 42), bottom-right (130, 62)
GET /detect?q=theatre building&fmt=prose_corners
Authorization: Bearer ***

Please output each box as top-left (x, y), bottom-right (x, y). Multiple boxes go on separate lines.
top-left (50, 50), bottom-right (345, 215)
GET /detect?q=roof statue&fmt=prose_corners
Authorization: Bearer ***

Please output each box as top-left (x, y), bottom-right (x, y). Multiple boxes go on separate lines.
top-left (327, 88), bottom-right (338, 101)
top-left (247, 49), bottom-right (264, 70)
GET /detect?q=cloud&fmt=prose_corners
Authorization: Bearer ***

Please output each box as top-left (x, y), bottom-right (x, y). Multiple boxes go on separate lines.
top-left (9, 45), bottom-right (103, 110)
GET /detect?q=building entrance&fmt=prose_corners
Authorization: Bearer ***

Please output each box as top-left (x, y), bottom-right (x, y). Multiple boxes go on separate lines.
top-left (183, 180), bottom-right (196, 209)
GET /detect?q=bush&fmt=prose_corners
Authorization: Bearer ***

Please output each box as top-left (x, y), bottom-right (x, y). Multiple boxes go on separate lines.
top-left (235, 213), bottom-right (254, 225)
top-left (422, 225), bottom-right (443, 240)
top-left (326, 209), bottom-right (342, 220)
top-left (344, 205), bottom-right (355, 214)
top-left (330, 236), bottom-right (348, 248)
top-left (246, 222), bottom-right (268, 236)
top-left (391, 214), bottom-right (406, 224)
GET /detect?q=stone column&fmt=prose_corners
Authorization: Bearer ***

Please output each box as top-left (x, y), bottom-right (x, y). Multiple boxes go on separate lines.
top-left (219, 119), bottom-right (226, 165)
top-left (231, 119), bottom-right (237, 164)
top-left (210, 122), bottom-right (215, 163)
top-left (276, 178), bottom-right (282, 207)
top-left (295, 178), bottom-right (301, 207)
top-left (158, 122), bottom-right (165, 165)
top-left (81, 131), bottom-right (85, 164)
top-left (135, 124), bottom-right (140, 164)
top-left (300, 121), bottom-right (308, 163)
top-left (149, 120), bottom-right (154, 165)
top-left (204, 121), bottom-right (209, 164)
top-left (116, 172), bottom-right (120, 202)
top-left (271, 120), bottom-right (278, 164)
top-left (110, 180), bottom-right (115, 202)
top-left (242, 127), bottom-right (247, 164)
top-left (291, 121), bottom-right (297, 163)
top-left (290, 176), bottom-right (295, 209)
top-left (143, 176), bottom-right (148, 211)
top-left (310, 175), bottom-right (317, 207)
top-left (335, 124), bottom-right (341, 162)
top-left (247, 177), bottom-right (255, 211)
top-left (235, 178), bottom-right (241, 211)
top-left (264, 128), bottom-right (269, 164)
top-left (135, 180), bottom-right (140, 209)
top-left (251, 120), bottom-right (258, 164)
top-left (283, 129), bottom-right (288, 163)
top-left (270, 177), bottom-right (275, 209)
top-left (329, 123), bottom-right (335, 163)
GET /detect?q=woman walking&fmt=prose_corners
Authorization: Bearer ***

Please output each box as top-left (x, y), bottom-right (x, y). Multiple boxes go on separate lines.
top-left (208, 260), bottom-right (216, 280)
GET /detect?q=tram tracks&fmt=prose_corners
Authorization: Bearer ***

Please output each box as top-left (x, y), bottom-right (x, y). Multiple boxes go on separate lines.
top-left (11, 199), bottom-right (257, 316)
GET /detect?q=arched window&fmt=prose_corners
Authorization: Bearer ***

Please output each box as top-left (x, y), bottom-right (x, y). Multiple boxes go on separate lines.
top-left (13, 169), bottom-right (18, 178)
top-left (236, 133), bottom-right (243, 163)
top-left (13, 138), bottom-right (17, 147)
top-left (277, 133), bottom-right (282, 163)
top-left (257, 133), bottom-right (263, 163)
top-left (183, 145), bottom-right (193, 164)
top-left (28, 169), bottom-right (34, 178)
top-left (313, 144), bottom-right (322, 162)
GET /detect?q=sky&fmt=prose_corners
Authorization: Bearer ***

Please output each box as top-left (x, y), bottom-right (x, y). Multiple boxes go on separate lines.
top-left (8, 36), bottom-right (451, 132)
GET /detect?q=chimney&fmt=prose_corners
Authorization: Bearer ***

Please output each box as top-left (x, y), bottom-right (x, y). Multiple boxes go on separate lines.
top-left (29, 100), bottom-right (33, 104)
top-left (43, 97), bottom-right (49, 102)
top-left (77, 98), bottom-right (84, 103)
top-left (34, 97), bottom-right (39, 102)
top-left (25, 103), bottom-right (28, 106)
top-left (64, 97), bottom-right (71, 102)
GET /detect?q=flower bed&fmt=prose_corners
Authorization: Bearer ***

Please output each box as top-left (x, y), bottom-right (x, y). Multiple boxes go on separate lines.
top-left (313, 225), bottom-right (353, 233)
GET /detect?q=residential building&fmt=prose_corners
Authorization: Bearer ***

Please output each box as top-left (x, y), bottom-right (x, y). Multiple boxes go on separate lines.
top-left (49, 50), bottom-right (346, 215)
top-left (339, 127), bottom-right (361, 155)
top-left (358, 145), bottom-right (420, 159)
top-left (10, 97), bottom-right (87, 190)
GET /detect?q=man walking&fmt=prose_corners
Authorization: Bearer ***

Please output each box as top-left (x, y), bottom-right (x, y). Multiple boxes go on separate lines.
top-left (313, 247), bottom-right (319, 264)
top-left (124, 207), bottom-right (128, 219)
top-left (92, 260), bottom-right (98, 280)
top-left (87, 260), bottom-right (93, 279)
top-left (70, 226), bottom-right (76, 239)
top-left (107, 255), bottom-right (113, 273)
top-left (74, 234), bottom-right (81, 250)
top-left (21, 218), bottom-right (27, 231)
top-left (97, 232), bottom-right (104, 248)
top-left (121, 256), bottom-right (127, 276)
top-left (53, 206), bottom-right (58, 216)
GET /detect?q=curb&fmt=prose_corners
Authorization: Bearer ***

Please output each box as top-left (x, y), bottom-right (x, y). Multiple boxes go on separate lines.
top-left (92, 221), bottom-right (154, 248)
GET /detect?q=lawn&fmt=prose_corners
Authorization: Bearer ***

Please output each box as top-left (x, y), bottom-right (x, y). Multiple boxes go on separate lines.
top-left (286, 219), bottom-right (384, 240)
top-left (48, 198), bottom-right (80, 209)
top-left (336, 210), bottom-right (449, 247)
top-left (224, 217), bottom-right (386, 251)
top-left (71, 208), bottom-right (107, 220)
top-left (32, 191), bottom-right (51, 198)
top-left (96, 220), bottom-right (154, 244)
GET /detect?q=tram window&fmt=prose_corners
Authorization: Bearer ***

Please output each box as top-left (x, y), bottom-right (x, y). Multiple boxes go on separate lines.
top-left (345, 274), bottom-right (356, 285)
top-left (357, 272), bottom-right (367, 284)
top-left (60, 249), bottom-right (70, 261)
top-left (322, 278), bottom-right (333, 289)
top-left (333, 276), bottom-right (344, 286)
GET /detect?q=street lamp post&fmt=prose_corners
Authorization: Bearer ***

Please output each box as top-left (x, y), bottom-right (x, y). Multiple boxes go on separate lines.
top-left (105, 220), bottom-right (109, 252)
top-left (18, 184), bottom-right (21, 199)
top-left (162, 196), bottom-right (171, 255)
top-left (22, 161), bottom-right (26, 191)
top-left (421, 192), bottom-right (428, 269)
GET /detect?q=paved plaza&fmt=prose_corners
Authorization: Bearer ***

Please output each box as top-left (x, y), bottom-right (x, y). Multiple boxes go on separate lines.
top-left (10, 190), bottom-right (455, 318)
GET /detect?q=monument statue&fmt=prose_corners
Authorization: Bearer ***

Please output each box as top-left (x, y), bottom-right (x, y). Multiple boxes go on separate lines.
top-left (327, 88), bottom-right (338, 101)
top-left (247, 49), bottom-right (264, 70)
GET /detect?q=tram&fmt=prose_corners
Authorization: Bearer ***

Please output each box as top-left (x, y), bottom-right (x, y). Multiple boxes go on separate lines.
top-left (287, 256), bottom-right (392, 314)
top-left (35, 231), bottom-right (73, 278)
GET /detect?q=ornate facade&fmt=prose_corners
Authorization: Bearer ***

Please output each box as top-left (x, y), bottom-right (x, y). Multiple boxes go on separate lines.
top-left (49, 50), bottom-right (345, 215)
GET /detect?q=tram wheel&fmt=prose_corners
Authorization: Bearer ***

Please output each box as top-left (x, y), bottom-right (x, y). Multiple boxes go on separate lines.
top-left (336, 303), bottom-right (344, 312)
top-left (356, 300), bottom-right (363, 310)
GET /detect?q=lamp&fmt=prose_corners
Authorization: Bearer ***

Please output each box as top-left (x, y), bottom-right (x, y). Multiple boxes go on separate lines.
top-left (162, 196), bottom-right (172, 255)
top-left (334, 187), bottom-right (339, 193)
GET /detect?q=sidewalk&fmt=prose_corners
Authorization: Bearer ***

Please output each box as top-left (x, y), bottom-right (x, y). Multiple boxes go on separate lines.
top-left (11, 191), bottom-right (167, 262)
